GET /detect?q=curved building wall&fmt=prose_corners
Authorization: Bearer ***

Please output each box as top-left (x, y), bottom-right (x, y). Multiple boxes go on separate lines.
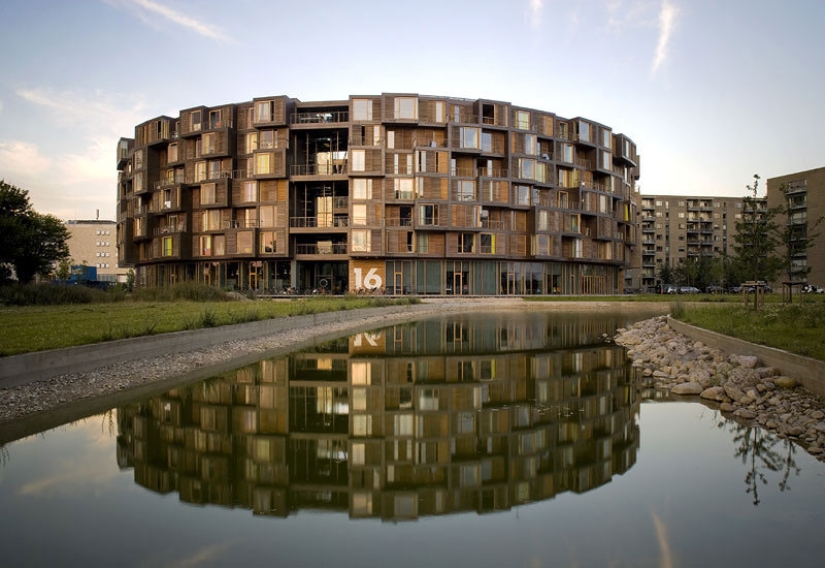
top-left (116, 93), bottom-right (640, 294)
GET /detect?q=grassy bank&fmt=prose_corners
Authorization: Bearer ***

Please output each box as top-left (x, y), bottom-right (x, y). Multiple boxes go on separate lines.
top-left (0, 296), bottom-right (418, 356)
top-left (672, 298), bottom-right (825, 361)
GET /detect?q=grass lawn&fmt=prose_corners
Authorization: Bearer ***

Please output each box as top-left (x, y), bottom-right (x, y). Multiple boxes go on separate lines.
top-left (0, 297), bottom-right (411, 356)
top-left (673, 297), bottom-right (825, 361)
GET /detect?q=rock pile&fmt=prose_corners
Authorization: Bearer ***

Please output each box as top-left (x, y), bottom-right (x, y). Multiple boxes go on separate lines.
top-left (615, 315), bottom-right (825, 461)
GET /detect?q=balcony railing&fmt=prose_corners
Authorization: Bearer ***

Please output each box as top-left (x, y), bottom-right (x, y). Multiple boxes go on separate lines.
top-left (154, 222), bottom-right (187, 236)
top-left (295, 243), bottom-right (348, 255)
top-left (385, 217), bottom-right (413, 227)
top-left (291, 111), bottom-right (349, 124)
top-left (291, 163), bottom-right (347, 176)
top-left (290, 217), bottom-right (350, 228)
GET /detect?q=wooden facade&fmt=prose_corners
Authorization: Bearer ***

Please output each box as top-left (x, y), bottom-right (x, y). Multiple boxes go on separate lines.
top-left (116, 94), bottom-right (641, 294)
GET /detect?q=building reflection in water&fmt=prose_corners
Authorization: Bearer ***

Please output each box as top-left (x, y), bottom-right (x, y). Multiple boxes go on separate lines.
top-left (116, 313), bottom-right (640, 521)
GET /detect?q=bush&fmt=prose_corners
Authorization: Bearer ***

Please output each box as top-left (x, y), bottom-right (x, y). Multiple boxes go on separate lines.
top-left (0, 283), bottom-right (113, 306)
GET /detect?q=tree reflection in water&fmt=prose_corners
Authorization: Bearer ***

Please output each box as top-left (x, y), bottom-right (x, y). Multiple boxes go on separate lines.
top-left (717, 418), bottom-right (801, 506)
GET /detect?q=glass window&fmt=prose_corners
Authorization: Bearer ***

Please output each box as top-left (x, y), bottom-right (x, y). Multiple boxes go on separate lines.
top-left (351, 229), bottom-right (371, 252)
top-left (459, 233), bottom-right (474, 253)
top-left (578, 120), bottom-right (590, 142)
top-left (395, 178), bottom-right (414, 199)
top-left (525, 134), bottom-right (537, 155)
top-left (214, 235), bottom-right (225, 255)
top-left (255, 101), bottom-right (272, 122)
top-left (519, 159), bottom-right (535, 180)
top-left (260, 205), bottom-right (276, 227)
top-left (603, 129), bottom-right (611, 148)
top-left (194, 161), bottom-right (206, 182)
top-left (201, 183), bottom-right (216, 205)
top-left (167, 144), bottom-right (178, 163)
top-left (515, 110), bottom-right (530, 130)
top-left (515, 185), bottom-right (530, 205)
top-left (191, 111), bottom-right (201, 131)
top-left (242, 181), bottom-right (257, 202)
top-left (562, 144), bottom-right (574, 163)
top-left (460, 127), bottom-right (480, 149)
top-left (458, 180), bottom-right (475, 201)
top-left (351, 150), bottom-right (365, 172)
top-left (202, 133), bottom-right (216, 154)
top-left (134, 149), bottom-right (144, 170)
top-left (260, 231), bottom-right (276, 253)
top-left (353, 99), bottom-right (372, 121)
top-left (482, 132), bottom-right (493, 153)
top-left (199, 235), bottom-right (212, 256)
top-left (255, 153), bottom-right (272, 175)
top-left (162, 237), bottom-right (173, 257)
top-left (260, 130), bottom-right (274, 149)
top-left (245, 132), bottom-right (258, 153)
top-left (237, 231), bottom-right (253, 254)
top-left (602, 151), bottom-right (612, 170)
top-left (434, 101), bottom-right (445, 123)
top-left (352, 204), bottom-right (367, 225)
top-left (208, 160), bottom-right (221, 179)
top-left (394, 97), bottom-right (418, 120)
top-left (419, 204), bottom-right (438, 225)
top-left (352, 179), bottom-right (372, 200)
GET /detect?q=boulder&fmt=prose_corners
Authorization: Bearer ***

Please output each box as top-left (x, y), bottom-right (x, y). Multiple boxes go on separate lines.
top-left (671, 382), bottom-right (704, 395)
top-left (700, 386), bottom-right (725, 401)
top-left (773, 377), bottom-right (798, 389)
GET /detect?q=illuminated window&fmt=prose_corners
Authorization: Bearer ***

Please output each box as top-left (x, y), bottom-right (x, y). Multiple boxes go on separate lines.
top-left (194, 161), bottom-right (206, 182)
top-left (237, 231), bottom-right (253, 254)
top-left (242, 181), bottom-right (257, 202)
top-left (515, 110), bottom-right (530, 130)
top-left (162, 237), bottom-right (173, 257)
top-left (260, 231), bottom-right (276, 253)
top-left (353, 204), bottom-right (367, 225)
top-left (255, 153), bottom-right (272, 175)
top-left (199, 235), bottom-right (212, 256)
top-left (351, 229), bottom-right (371, 252)
top-left (245, 132), bottom-right (258, 153)
top-left (259, 205), bottom-right (276, 228)
top-left (352, 178), bottom-right (372, 200)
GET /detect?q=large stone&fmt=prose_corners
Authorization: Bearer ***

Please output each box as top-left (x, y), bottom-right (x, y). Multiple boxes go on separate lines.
top-left (724, 384), bottom-right (746, 402)
top-left (773, 377), bottom-right (798, 389)
top-left (734, 355), bottom-right (759, 369)
top-left (700, 386), bottom-right (725, 401)
top-left (733, 408), bottom-right (757, 420)
top-left (671, 382), bottom-right (704, 395)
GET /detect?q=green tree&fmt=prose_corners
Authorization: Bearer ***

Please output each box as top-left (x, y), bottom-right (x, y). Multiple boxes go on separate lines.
top-left (0, 180), bottom-right (71, 284)
top-left (56, 258), bottom-right (73, 281)
top-left (731, 175), bottom-right (782, 284)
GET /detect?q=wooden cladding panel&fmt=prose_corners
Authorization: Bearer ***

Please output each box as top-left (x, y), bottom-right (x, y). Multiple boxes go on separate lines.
top-left (259, 179), bottom-right (288, 203)
top-left (418, 177), bottom-right (449, 200)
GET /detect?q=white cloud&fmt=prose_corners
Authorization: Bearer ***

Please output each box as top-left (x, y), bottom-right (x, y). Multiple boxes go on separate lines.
top-left (16, 87), bottom-right (148, 137)
top-left (651, 0), bottom-right (680, 74)
top-left (108, 0), bottom-right (231, 43)
top-left (0, 140), bottom-right (52, 177)
top-left (527, 0), bottom-right (544, 30)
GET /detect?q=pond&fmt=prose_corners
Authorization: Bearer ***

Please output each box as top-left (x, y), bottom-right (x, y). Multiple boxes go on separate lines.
top-left (0, 311), bottom-right (823, 567)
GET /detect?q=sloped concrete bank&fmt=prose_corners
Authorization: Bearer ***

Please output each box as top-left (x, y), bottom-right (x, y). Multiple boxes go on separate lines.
top-left (615, 316), bottom-right (825, 461)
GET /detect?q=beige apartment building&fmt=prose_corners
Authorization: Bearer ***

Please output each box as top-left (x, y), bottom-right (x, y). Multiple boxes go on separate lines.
top-left (767, 167), bottom-right (825, 288)
top-left (65, 219), bottom-right (129, 282)
top-left (634, 195), bottom-right (745, 291)
top-left (116, 93), bottom-right (640, 295)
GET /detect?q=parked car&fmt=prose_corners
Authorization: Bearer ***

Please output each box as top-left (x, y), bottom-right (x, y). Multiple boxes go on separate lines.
top-left (802, 284), bottom-right (825, 294)
top-left (744, 284), bottom-right (773, 294)
top-left (706, 285), bottom-right (725, 294)
top-left (679, 286), bottom-right (701, 294)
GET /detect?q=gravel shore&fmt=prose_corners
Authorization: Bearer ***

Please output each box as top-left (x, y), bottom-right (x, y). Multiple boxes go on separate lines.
top-left (615, 315), bottom-right (825, 461)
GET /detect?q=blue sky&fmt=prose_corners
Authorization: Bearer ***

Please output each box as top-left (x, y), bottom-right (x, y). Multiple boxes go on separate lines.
top-left (0, 0), bottom-right (823, 220)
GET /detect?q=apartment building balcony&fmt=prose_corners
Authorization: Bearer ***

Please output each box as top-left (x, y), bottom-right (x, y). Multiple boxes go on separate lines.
top-left (289, 216), bottom-right (350, 231)
top-left (154, 222), bottom-right (188, 236)
top-left (295, 242), bottom-right (349, 256)
top-left (291, 110), bottom-right (349, 126)
top-left (290, 162), bottom-right (348, 177)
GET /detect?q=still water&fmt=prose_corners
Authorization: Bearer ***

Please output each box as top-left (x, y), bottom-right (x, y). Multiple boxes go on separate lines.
top-left (1, 311), bottom-right (823, 567)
